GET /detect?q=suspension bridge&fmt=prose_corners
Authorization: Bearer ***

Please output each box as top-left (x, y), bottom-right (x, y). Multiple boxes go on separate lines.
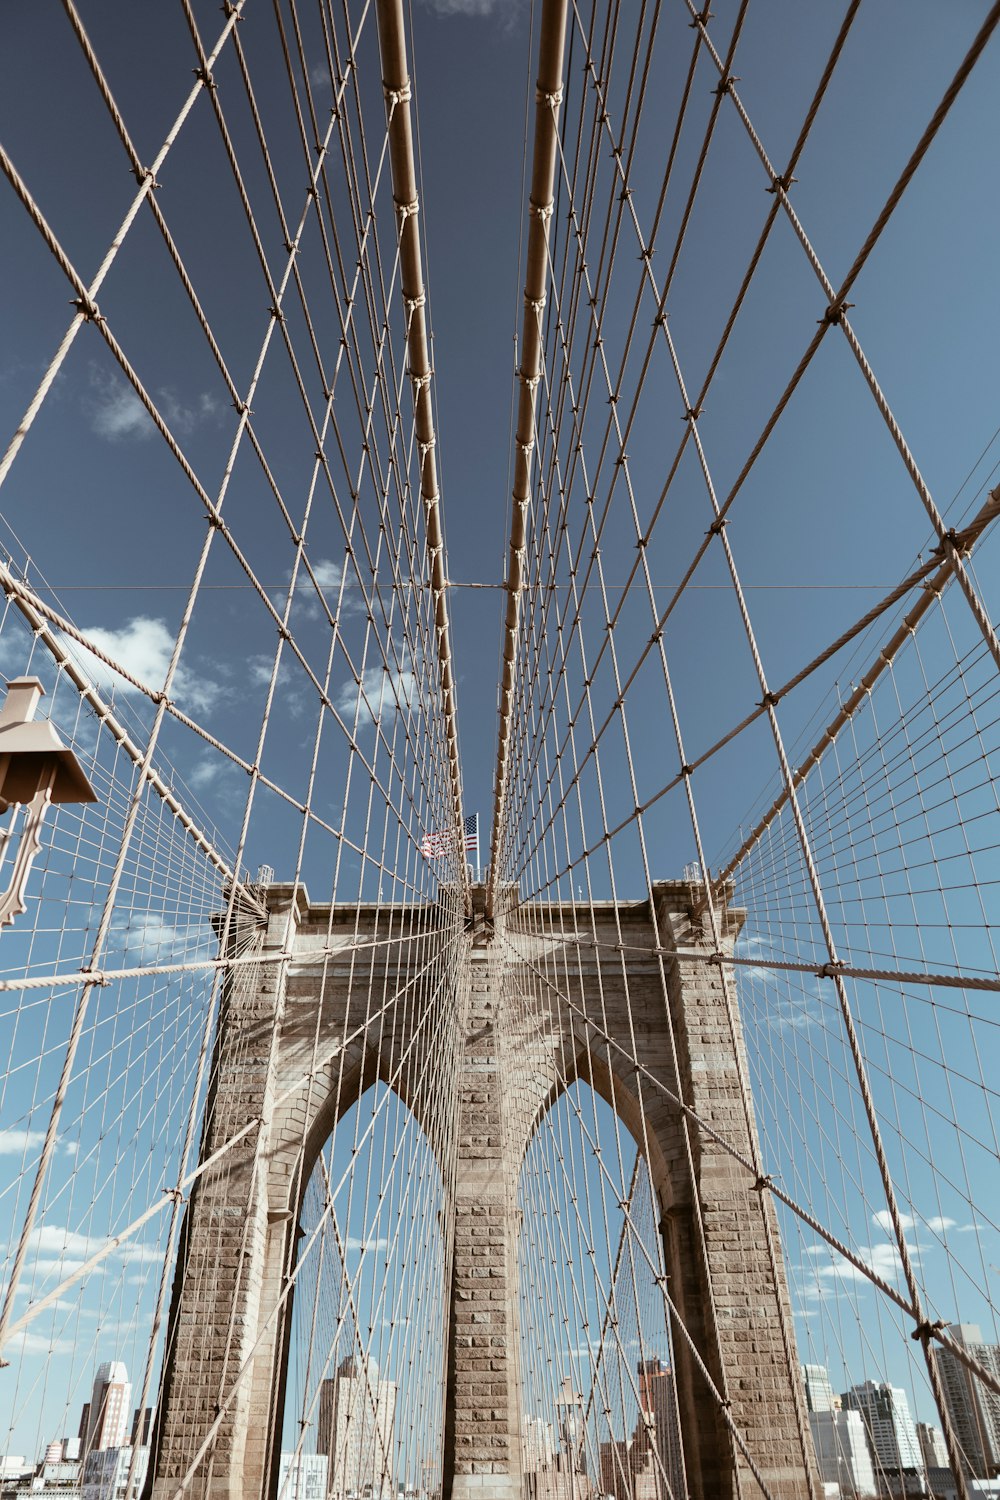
top-left (1, 3), bottom-right (999, 1500)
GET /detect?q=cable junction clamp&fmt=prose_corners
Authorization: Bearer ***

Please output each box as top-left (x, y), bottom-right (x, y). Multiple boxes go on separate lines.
top-left (71, 295), bottom-right (102, 323)
top-left (383, 78), bottom-right (412, 106)
top-left (820, 299), bottom-right (854, 326)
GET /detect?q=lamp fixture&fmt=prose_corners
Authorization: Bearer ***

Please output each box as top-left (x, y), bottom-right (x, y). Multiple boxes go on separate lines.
top-left (0, 677), bottom-right (96, 928)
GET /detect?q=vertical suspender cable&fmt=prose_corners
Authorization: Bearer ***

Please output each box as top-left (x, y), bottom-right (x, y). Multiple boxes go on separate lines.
top-left (376, 0), bottom-right (470, 911)
top-left (485, 0), bottom-right (570, 920)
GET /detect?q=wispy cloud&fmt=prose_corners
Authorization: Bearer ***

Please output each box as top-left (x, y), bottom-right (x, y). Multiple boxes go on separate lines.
top-left (107, 911), bottom-right (194, 964)
top-left (421, 0), bottom-right (519, 17)
top-left (278, 557), bottom-right (358, 621)
top-left (89, 370), bottom-right (154, 442)
top-left (310, 63), bottom-right (331, 90)
top-left (336, 663), bottom-right (418, 728)
top-left (4, 1330), bottom-right (78, 1357)
top-left (871, 1209), bottom-right (962, 1238)
top-left (87, 368), bottom-right (221, 444)
top-left (796, 1234), bottom-right (919, 1302)
top-left (159, 388), bottom-right (221, 436)
top-left (188, 756), bottom-right (224, 792)
top-left (27, 1223), bottom-right (164, 1272)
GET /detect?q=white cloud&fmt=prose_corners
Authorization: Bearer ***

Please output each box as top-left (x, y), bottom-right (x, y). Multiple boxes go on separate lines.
top-left (336, 664), bottom-right (418, 728)
top-left (4, 1330), bottom-right (77, 1357)
top-left (283, 557), bottom-right (358, 621)
top-left (870, 1210), bottom-right (956, 1238)
top-left (803, 1239), bottom-right (912, 1291)
top-left (346, 1236), bottom-right (389, 1253)
top-left (14, 1290), bottom-right (98, 1315)
top-left (62, 616), bottom-right (220, 713)
top-left (871, 1209), bottom-right (914, 1235)
top-left (310, 559), bottom-right (346, 594)
top-left (0, 1127), bottom-right (46, 1155)
top-left (0, 1128), bottom-right (78, 1158)
top-left (108, 912), bottom-right (190, 963)
top-left (27, 1224), bottom-right (163, 1271)
top-left (310, 63), bottom-right (331, 89)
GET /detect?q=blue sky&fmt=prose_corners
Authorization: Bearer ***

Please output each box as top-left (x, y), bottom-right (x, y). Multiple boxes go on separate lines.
top-left (1, 0), bottom-right (1000, 1476)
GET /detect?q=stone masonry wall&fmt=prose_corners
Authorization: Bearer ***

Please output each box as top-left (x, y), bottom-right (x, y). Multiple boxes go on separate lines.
top-left (149, 883), bottom-right (815, 1500)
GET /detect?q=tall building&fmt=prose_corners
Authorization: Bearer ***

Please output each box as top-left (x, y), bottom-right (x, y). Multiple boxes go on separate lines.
top-left (935, 1325), bottom-right (1000, 1479)
top-left (802, 1364), bottom-right (838, 1414)
top-left (522, 1415), bottom-right (556, 1476)
top-left (632, 1359), bottom-right (685, 1500)
top-left (524, 1380), bottom-right (593, 1500)
top-left (83, 1364), bottom-right (132, 1456)
top-left (809, 1410), bottom-right (877, 1498)
top-left (916, 1424), bottom-right (949, 1472)
top-left (130, 1410), bottom-right (152, 1449)
top-left (317, 1355), bottom-right (396, 1499)
top-left (81, 1445), bottom-right (148, 1500)
top-left (842, 1382), bottom-right (923, 1480)
top-left (597, 1438), bottom-right (631, 1500)
top-left (278, 1453), bottom-right (329, 1500)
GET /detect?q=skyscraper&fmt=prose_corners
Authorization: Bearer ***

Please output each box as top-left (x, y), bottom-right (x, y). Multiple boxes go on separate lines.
top-left (633, 1359), bottom-right (685, 1500)
top-left (841, 1382), bottom-right (922, 1480)
top-left (915, 1423), bottom-right (949, 1472)
top-left (83, 1363), bottom-right (132, 1456)
top-left (317, 1355), bottom-right (396, 1499)
top-left (809, 1410), bottom-right (877, 1498)
top-left (802, 1364), bottom-right (838, 1414)
top-left (935, 1324), bottom-right (1000, 1479)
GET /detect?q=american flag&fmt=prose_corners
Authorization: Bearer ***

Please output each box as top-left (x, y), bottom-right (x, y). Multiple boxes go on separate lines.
top-left (421, 813), bottom-right (479, 860)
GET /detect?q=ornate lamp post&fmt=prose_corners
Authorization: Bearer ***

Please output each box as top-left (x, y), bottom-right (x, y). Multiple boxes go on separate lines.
top-left (0, 676), bottom-right (96, 928)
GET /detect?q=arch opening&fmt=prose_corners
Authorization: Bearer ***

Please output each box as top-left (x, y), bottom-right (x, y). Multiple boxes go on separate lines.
top-left (274, 1082), bottom-right (449, 1500)
top-left (516, 1081), bottom-right (687, 1500)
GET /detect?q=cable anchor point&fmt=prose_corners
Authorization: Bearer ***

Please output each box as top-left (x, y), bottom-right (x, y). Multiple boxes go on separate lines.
top-left (383, 78), bottom-right (412, 107)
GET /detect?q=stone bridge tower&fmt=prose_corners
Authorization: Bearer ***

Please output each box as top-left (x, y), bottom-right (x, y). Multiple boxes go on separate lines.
top-left (147, 881), bottom-right (817, 1500)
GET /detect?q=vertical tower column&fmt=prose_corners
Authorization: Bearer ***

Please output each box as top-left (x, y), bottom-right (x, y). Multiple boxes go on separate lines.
top-left (148, 892), bottom-right (303, 1500)
top-left (653, 883), bottom-right (815, 1500)
top-left (443, 925), bottom-right (523, 1500)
